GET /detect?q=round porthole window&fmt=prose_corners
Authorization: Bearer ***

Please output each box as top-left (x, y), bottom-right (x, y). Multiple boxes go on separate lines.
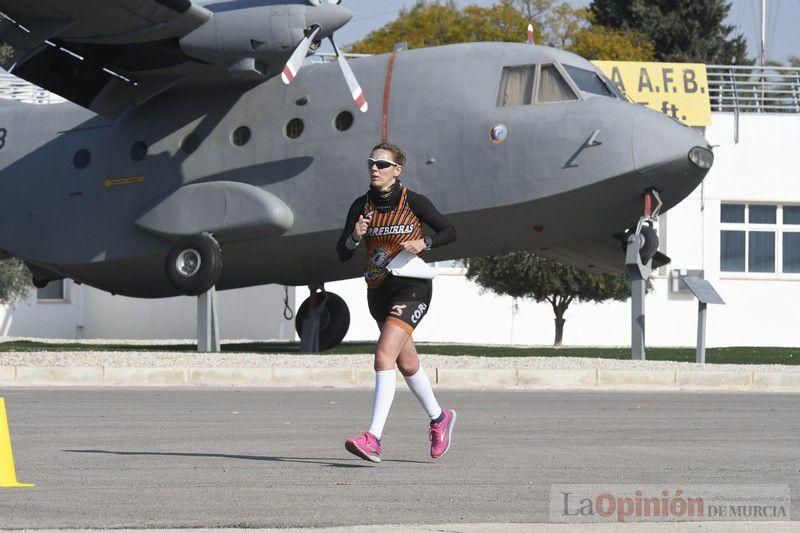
top-left (334, 111), bottom-right (354, 132)
top-left (130, 141), bottom-right (148, 161)
top-left (73, 149), bottom-right (91, 169)
top-left (285, 118), bottom-right (304, 139)
top-left (181, 133), bottom-right (200, 154)
top-left (232, 126), bottom-right (251, 147)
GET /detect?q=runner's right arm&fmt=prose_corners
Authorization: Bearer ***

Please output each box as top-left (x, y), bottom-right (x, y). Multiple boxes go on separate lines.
top-left (336, 196), bottom-right (368, 262)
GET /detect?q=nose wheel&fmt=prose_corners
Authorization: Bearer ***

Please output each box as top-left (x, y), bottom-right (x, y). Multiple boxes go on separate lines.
top-left (625, 190), bottom-right (666, 361)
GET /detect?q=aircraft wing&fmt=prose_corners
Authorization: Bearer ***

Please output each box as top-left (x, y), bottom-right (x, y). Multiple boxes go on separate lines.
top-left (0, 0), bottom-right (213, 118)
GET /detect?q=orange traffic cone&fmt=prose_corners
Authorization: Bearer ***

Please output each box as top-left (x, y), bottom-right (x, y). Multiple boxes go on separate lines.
top-left (0, 397), bottom-right (33, 488)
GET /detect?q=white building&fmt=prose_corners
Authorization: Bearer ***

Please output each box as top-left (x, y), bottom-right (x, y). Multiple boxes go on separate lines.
top-left (2, 67), bottom-right (799, 348)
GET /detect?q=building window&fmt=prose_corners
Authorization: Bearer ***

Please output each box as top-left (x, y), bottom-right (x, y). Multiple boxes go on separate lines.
top-left (720, 203), bottom-right (800, 275)
top-left (784, 206), bottom-right (800, 273)
top-left (431, 258), bottom-right (468, 274)
top-left (37, 280), bottom-right (65, 301)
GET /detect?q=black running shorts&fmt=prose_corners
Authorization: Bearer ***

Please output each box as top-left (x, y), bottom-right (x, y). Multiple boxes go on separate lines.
top-left (367, 275), bottom-right (432, 334)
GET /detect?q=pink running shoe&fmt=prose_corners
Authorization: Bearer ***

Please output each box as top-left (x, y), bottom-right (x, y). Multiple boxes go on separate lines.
top-left (429, 408), bottom-right (457, 459)
top-left (345, 432), bottom-right (382, 463)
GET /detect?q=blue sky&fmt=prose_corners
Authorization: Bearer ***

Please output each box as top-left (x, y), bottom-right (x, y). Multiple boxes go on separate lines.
top-left (334, 0), bottom-right (799, 64)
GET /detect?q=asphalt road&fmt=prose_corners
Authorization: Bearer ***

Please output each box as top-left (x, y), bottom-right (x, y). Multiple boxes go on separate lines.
top-left (1, 388), bottom-right (798, 529)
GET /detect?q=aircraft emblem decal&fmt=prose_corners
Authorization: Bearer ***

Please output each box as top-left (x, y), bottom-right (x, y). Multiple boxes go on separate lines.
top-left (490, 123), bottom-right (508, 144)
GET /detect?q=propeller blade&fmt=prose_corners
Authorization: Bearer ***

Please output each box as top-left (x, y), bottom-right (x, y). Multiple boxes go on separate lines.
top-left (282, 26), bottom-right (321, 84)
top-left (331, 37), bottom-right (368, 113)
top-left (527, 24), bottom-right (535, 45)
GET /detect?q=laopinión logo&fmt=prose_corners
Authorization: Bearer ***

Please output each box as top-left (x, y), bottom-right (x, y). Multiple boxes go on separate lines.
top-left (549, 484), bottom-right (791, 523)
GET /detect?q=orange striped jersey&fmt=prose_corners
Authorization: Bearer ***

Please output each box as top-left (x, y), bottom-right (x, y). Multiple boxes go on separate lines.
top-left (337, 185), bottom-right (457, 288)
top-left (361, 187), bottom-right (422, 287)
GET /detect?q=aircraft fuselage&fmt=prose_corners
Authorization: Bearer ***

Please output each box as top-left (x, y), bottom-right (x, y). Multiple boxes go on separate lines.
top-left (0, 43), bottom-right (710, 297)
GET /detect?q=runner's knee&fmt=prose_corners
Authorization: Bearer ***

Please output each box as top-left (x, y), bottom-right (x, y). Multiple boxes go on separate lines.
top-left (397, 359), bottom-right (419, 376)
top-left (374, 346), bottom-right (398, 370)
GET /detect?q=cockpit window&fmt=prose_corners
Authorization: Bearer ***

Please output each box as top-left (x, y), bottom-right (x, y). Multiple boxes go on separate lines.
top-left (536, 65), bottom-right (578, 103)
top-left (598, 71), bottom-right (628, 100)
top-left (497, 65), bottom-right (535, 107)
top-left (563, 65), bottom-right (616, 98)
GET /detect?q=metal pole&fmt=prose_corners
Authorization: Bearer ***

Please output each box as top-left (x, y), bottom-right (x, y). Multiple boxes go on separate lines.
top-left (696, 301), bottom-right (707, 364)
top-left (197, 287), bottom-right (221, 353)
top-left (626, 231), bottom-right (650, 361)
top-left (760, 0), bottom-right (766, 67)
top-left (631, 278), bottom-right (646, 360)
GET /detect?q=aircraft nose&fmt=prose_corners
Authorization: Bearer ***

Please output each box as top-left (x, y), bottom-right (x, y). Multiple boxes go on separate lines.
top-left (632, 108), bottom-right (708, 171)
top-left (631, 108), bottom-right (713, 204)
top-left (305, 4), bottom-right (353, 38)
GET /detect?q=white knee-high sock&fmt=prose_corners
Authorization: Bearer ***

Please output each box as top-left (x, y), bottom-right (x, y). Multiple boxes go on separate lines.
top-left (368, 369), bottom-right (396, 439)
top-left (404, 367), bottom-right (443, 421)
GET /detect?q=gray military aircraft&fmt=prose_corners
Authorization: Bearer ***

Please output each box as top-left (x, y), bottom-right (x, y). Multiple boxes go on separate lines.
top-left (0, 0), bottom-right (713, 348)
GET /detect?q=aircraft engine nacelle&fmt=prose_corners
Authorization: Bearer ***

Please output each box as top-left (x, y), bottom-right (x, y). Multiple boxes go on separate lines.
top-left (179, 6), bottom-right (307, 71)
top-left (178, 3), bottom-right (350, 77)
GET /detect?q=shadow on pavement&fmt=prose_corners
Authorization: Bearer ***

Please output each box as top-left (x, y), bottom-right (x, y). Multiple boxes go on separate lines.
top-left (63, 449), bottom-right (430, 467)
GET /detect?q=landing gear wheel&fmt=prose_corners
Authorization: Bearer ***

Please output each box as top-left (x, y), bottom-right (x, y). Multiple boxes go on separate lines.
top-left (165, 234), bottom-right (223, 296)
top-left (638, 225), bottom-right (659, 262)
top-left (295, 292), bottom-right (350, 351)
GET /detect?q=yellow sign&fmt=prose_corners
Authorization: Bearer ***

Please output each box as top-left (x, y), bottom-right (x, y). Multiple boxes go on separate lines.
top-left (592, 61), bottom-right (711, 127)
top-left (105, 176), bottom-right (144, 189)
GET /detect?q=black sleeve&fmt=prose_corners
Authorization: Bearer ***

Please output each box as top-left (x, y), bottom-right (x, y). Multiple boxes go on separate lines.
top-left (406, 191), bottom-right (457, 248)
top-left (336, 196), bottom-right (367, 262)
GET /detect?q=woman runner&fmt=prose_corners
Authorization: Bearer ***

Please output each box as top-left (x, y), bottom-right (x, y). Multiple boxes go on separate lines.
top-left (336, 142), bottom-right (457, 463)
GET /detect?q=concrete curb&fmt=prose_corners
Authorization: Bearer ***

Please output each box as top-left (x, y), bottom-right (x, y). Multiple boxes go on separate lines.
top-left (1, 366), bottom-right (799, 392)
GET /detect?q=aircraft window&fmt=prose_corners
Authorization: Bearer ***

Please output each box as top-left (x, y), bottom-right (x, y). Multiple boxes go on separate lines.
top-left (536, 65), bottom-right (578, 103)
top-left (130, 141), bottom-right (148, 161)
top-left (73, 149), bottom-right (91, 169)
top-left (232, 126), bottom-right (251, 147)
top-left (496, 66), bottom-right (535, 107)
top-left (563, 65), bottom-right (614, 98)
top-left (286, 118), bottom-right (304, 139)
top-left (598, 71), bottom-right (627, 100)
top-left (181, 133), bottom-right (200, 154)
top-left (335, 111), bottom-right (354, 132)
top-left (37, 280), bottom-right (65, 301)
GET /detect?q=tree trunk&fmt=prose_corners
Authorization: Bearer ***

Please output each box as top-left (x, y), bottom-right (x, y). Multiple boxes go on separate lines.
top-left (554, 316), bottom-right (565, 346)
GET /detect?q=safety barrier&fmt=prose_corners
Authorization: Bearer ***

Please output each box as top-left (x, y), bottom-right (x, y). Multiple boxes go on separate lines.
top-left (707, 64), bottom-right (800, 113)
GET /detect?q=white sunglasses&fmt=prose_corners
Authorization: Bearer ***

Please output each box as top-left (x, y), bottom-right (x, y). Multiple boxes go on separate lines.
top-left (367, 158), bottom-right (399, 169)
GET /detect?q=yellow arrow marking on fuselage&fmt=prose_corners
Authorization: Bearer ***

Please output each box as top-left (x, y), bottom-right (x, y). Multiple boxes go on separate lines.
top-left (104, 176), bottom-right (144, 189)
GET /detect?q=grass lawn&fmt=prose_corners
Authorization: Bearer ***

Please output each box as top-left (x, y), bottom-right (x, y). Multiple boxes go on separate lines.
top-left (0, 340), bottom-right (797, 365)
